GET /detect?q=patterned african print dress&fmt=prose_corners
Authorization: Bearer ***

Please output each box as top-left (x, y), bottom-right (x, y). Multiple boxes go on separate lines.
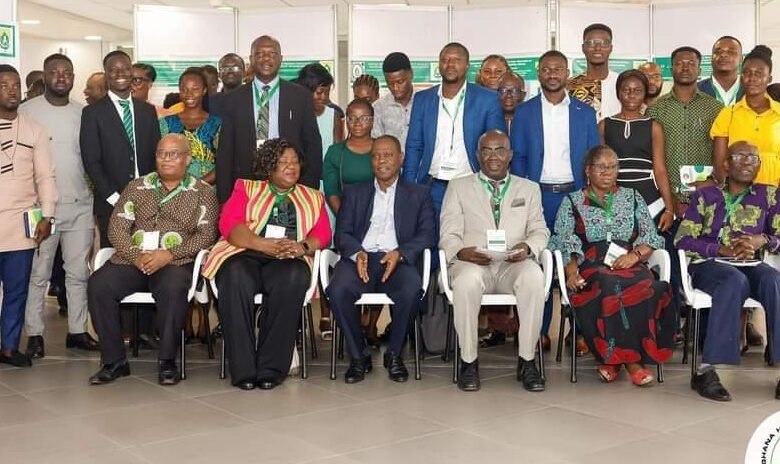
top-left (552, 186), bottom-right (676, 366)
top-left (159, 114), bottom-right (221, 179)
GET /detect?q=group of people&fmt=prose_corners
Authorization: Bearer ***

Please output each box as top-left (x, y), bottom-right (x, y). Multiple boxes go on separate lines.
top-left (1, 22), bottom-right (779, 404)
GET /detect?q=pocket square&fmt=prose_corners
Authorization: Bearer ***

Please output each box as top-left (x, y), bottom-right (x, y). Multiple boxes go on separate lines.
top-left (511, 198), bottom-right (526, 207)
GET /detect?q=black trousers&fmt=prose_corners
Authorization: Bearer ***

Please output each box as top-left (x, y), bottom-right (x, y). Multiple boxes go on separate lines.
top-left (88, 262), bottom-right (192, 365)
top-left (327, 252), bottom-right (422, 360)
top-left (216, 251), bottom-right (310, 384)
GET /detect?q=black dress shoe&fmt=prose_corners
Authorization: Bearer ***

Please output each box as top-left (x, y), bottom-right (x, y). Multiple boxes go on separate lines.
top-left (0, 350), bottom-right (32, 367)
top-left (384, 351), bottom-right (408, 382)
top-left (66, 332), bottom-right (100, 351)
top-left (257, 378), bottom-right (282, 390)
top-left (237, 380), bottom-right (256, 391)
top-left (134, 334), bottom-right (159, 351)
top-left (158, 360), bottom-right (181, 386)
top-left (25, 335), bottom-right (45, 359)
top-left (479, 330), bottom-right (507, 348)
top-left (344, 356), bottom-right (372, 384)
top-left (691, 369), bottom-right (732, 401)
top-left (517, 357), bottom-right (545, 392)
top-left (457, 359), bottom-right (480, 392)
top-left (89, 361), bottom-right (130, 385)
top-left (58, 305), bottom-right (68, 317)
top-left (746, 322), bottom-right (765, 347)
top-left (775, 380), bottom-right (780, 400)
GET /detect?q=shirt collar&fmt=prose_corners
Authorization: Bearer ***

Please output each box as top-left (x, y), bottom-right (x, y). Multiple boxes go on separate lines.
top-left (254, 75), bottom-right (280, 91)
top-left (668, 87), bottom-right (707, 104)
top-left (712, 77), bottom-right (741, 95)
top-left (108, 90), bottom-right (132, 104)
top-left (479, 172), bottom-right (510, 185)
top-left (374, 177), bottom-right (399, 194)
top-left (437, 82), bottom-right (467, 101)
top-left (733, 94), bottom-right (780, 116)
top-left (541, 92), bottom-right (570, 108)
top-left (720, 179), bottom-right (757, 196)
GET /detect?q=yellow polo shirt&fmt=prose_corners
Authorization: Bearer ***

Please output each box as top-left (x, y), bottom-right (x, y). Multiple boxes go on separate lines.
top-left (711, 94), bottom-right (780, 186)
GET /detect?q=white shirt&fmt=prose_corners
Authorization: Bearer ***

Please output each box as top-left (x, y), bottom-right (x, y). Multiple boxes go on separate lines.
top-left (540, 93), bottom-right (574, 183)
top-left (599, 70), bottom-right (621, 121)
top-left (107, 90), bottom-right (138, 205)
top-left (429, 83), bottom-right (473, 180)
top-left (712, 77), bottom-right (741, 106)
top-left (252, 76), bottom-right (280, 139)
top-left (361, 178), bottom-right (399, 253)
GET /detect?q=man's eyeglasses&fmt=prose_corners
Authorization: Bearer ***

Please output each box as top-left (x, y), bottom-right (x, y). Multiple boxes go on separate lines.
top-left (497, 88), bottom-right (526, 97)
top-left (583, 39), bottom-right (612, 48)
top-left (346, 115), bottom-right (373, 124)
top-left (590, 163), bottom-right (619, 173)
top-left (156, 151), bottom-right (188, 160)
top-left (729, 152), bottom-right (760, 164)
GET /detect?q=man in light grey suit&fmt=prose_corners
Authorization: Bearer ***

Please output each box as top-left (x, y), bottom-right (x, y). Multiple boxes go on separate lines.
top-left (440, 130), bottom-right (549, 392)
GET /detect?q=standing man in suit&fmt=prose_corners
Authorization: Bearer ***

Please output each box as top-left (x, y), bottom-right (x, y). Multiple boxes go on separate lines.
top-left (440, 130), bottom-right (549, 392)
top-left (403, 42), bottom-right (505, 219)
top-left (697, 36), bottom-right (744, 106)
top-left (216, 35), bottom-right (322, 203)
top-left (511, 50), bottom-right (599, 351)
top-left (81, 50), bottom-right (161, 248)
top-left (327, 135), bottom-right (435, 384)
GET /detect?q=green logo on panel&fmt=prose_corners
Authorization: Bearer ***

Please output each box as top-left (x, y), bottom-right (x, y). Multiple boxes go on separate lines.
top-left (0, 32), bottom-right (8, 52)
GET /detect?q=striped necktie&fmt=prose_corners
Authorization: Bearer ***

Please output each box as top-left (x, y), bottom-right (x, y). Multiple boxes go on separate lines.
top-left (118, 99), bottom-right (135, 151)
top-left (256, 85), bottom-right (270, 141)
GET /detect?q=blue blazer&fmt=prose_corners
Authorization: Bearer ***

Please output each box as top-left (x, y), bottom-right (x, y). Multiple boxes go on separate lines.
top-left (509, 94), bottom-right (599, 189)
top-left (403, 83), bottom-right (506, 183)
top-left (697, 78), bottom-right (744, 102)
top-left (336, 179), bottom-right (436, 266)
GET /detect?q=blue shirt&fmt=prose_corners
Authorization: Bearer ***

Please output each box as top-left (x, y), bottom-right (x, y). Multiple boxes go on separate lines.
top-left (252, 76), bottom-right (280, 139)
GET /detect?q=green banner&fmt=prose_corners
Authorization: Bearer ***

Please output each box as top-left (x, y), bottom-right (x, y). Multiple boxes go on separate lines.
top-left (655, 55), bottom-right (713, 80)
top-left (144, 59), bottom-right (334, 88)
top-left (279, 60), bottom-right (334, 81)
top-left (468, 57), bottom-right (540, 82)
top-left (0, 24), bottom-right (15, 58)
top-left (572, 58), bottom-right (650, 76)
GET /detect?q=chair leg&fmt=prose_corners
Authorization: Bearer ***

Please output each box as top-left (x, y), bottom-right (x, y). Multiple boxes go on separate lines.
top-left (180, 329), bottom-right (187, 380)
top-left (337, 325), bottom-right (345, 360)
top-left (765, 312), bottom-right (775, 367)
top-left (414, 315), bottom-right (422, 380)
top-left (452, 332), bottom-right (459, 384)
top-left (537, 337), bottom-right (546, 381)
top-left (442, 297), bottom-right (453, 362)
top-left (301, 304), bottom-right (308, 380)
top-left (681, 305), bottom-right (690, 365)
top-left (132, 304), bottom-right (140, 358)
top-left (691, 307), bottom-right (701, 378)
top-left (570, 309), bottom-right (577, 383)
top-left (330, 322), bottom-right (338, 380)
top-left (556, 301), bottom-right (566, 363)
top-left (202, 302), bottom-right (214, 360)
top-left (657, 363), bottom-right (664, 383)
top-left (219, 337), bottom-right (227, 380)
top-left (307, 303), bottom-right (318, 360)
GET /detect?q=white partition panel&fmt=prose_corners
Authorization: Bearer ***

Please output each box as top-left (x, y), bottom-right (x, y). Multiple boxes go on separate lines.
top-left (135, 5), bottom-right (234, 60)
top-left (237, 6), bottom-right (335, 59)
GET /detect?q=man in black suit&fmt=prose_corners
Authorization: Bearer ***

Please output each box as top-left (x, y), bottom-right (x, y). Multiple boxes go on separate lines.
top-left (81, 50), bottom-right (161, 247)
top-left (216, 35), bottom-right (322, 203)
top-left (326, 135), bottom-right (436, 384)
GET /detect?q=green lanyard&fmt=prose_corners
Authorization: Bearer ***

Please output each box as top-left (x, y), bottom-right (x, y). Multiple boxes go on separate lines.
top-left (480, 176), bottom-right (511, 228)
top-left (253, 80), bottom-right (280, 109)
top-left (269, 183), bottom-right (295, 220)
top-left (154, 174), bottom-right (190, 222)
top-left (720, 187), bottom-right (749, 239)
top-left (441, 89), bottom-right (466, 152)
top-left (589, 188), bottom-right (615, 242)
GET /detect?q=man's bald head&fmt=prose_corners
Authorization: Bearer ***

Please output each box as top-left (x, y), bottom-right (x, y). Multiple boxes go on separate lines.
top-left (637, 62), bottom-right (663, 99)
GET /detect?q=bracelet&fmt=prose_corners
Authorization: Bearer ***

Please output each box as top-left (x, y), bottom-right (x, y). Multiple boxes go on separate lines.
top-left (633, 249), bottom-right (643, 260)
top-left (300, 241), bottom-right (311, 254)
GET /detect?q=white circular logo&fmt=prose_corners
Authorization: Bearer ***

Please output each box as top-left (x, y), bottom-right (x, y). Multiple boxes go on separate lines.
top-left (746, 410), bottom-right (780, 463)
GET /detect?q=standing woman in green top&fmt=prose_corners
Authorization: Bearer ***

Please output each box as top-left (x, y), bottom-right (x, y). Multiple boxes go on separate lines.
top-left (159, 67), bottom-right (221, 185)
top-left (323, 98), bottom-right (380, 344)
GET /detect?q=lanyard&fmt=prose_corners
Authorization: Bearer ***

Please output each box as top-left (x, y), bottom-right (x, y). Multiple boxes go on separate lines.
top-left (269, 183), bottom-right (295, 219)
top-left (154, 174), bottom-right (190, 222)
top-left (720, 187), bottom-right (749, 238)
top-left (441, 89), bottom-right (466, 153)
top-left (253, 80), bottom-right (280, 110)
top-left (480, 176), bottom-right (511, 228)
top-left (589, 188), bottom-right (615, 242)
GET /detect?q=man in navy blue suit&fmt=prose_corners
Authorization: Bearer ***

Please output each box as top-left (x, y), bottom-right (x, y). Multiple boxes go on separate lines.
top-left (510, 50), bottom-right (599, 350)
top-left (403, 42), bottom-right (505, 218)
top-left (328, 135), bottom-right (435, 384)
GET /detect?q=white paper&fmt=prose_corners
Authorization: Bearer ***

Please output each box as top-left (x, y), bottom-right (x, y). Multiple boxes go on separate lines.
top-left (264, 224), bottom-right (286, 239)
top-left (486, 229), bottom-right (507, 252)
top-left (679, 165), bottom-right (713, 192)
top-left (604, 242), bottom-right (628, 267)
top-left (142, 231), bottom-right (160, 251)
top-left (476, 247), bottom-right (521, 262)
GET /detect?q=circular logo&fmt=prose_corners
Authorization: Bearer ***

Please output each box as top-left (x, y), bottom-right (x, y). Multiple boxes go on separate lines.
top-left (746, 410), bottom-right (780, 463)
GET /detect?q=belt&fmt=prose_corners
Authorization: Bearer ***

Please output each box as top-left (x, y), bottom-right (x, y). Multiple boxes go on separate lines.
top-left (426, 177), bottom-right (449, 186)
top-left (539, 182), bottom-right (575, 193)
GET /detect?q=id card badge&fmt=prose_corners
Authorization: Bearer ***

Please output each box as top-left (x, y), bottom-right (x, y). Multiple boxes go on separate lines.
top-left (604, 242), bottom-right (628, 267)
top-left (142, 231), bottom-right (160, 251)
top-left (256, 139), bottom-right (266, 150)
top-left (437, 159), bottom-right (459, 181)
top-left (486, 229), bottom-right (507, 252)
top-left (264, 224), bottom-right (286, 239)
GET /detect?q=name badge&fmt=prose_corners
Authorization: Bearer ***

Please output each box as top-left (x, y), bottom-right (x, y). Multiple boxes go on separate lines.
top-left (256, 139), bottom-right (266, 150)
top-left (264, 224), bottom-right (286, 239)
top-left (604, 242), bottom-right (628, 267)
top-left (486, 229), bottom-right (507, 252)
top-left (142, 231), bottom-right (160, 251)
top-left (437, 159), bottom-right (459, 181)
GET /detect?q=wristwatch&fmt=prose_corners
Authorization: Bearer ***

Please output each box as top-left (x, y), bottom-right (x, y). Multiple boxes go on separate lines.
top-left (300, 241), bottom-right (311, 253)
top-left (43, 217), bottom-right (55, 225)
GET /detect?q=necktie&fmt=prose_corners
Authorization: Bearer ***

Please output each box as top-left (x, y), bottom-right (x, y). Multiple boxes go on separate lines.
top-left (490, 180), bottom-right (501, 227)
top-left (118, 99), bottom-right (135, 151)
top-left (256, 85), bottom-right (270, 141)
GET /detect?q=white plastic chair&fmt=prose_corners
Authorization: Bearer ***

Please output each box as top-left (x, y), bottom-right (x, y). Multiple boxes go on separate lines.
top-left (554, 249), bottom-right (670, 383)
top-left (437, 248), bottom-right (554, 384)
top-left (319, 248), bottom-right (431, 381)
top-left (92, 248), bottom-right (210, 380)
top-left (677, 249), bottom-right (765, 376)
top-left (208, 249), bottom-right (321, 380)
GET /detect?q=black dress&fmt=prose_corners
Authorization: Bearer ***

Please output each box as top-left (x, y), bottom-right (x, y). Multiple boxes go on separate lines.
top-left (603, 117), bottom-right (663, 218)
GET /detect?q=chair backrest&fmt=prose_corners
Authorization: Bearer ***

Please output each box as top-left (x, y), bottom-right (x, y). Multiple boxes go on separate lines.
top-left (677, 249), bottom-right (696, 304)
top-left (320, 248), bottom-right (431, 296)
top-left (93, 247), bottom-right (116, 271)
top-left (647, 249), bottom-right (671, 283)
top-left (553, 249), bottom-right (571, 306)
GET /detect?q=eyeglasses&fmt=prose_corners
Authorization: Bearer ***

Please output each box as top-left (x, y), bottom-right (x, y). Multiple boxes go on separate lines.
top-left (729, 152), bottom-right (760, 164)
top-left (220, 65), bottom-right (243, 73)
top-left (497, 88), bottom-right (525, 97)
top-left (156, 151), bottom-right (187, 160)
top-left (131, 77), bottom-right (150, 85)
top-left (346, 115), bottom-right (373, 124)
top-left (590, 163), bottom-right (619, 173)
top-left (583, 39), bottom-right (612, 48)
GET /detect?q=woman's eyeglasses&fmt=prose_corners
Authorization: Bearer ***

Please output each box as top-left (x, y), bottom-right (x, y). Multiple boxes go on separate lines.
top-left (156, 151), bottom-right (187, 160)
top-left (346, 115), bottom-right (373, 124)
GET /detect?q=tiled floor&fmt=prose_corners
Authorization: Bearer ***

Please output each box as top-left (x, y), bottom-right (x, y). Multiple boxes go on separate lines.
top-left (1, 301), bottom-right (779, 464)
